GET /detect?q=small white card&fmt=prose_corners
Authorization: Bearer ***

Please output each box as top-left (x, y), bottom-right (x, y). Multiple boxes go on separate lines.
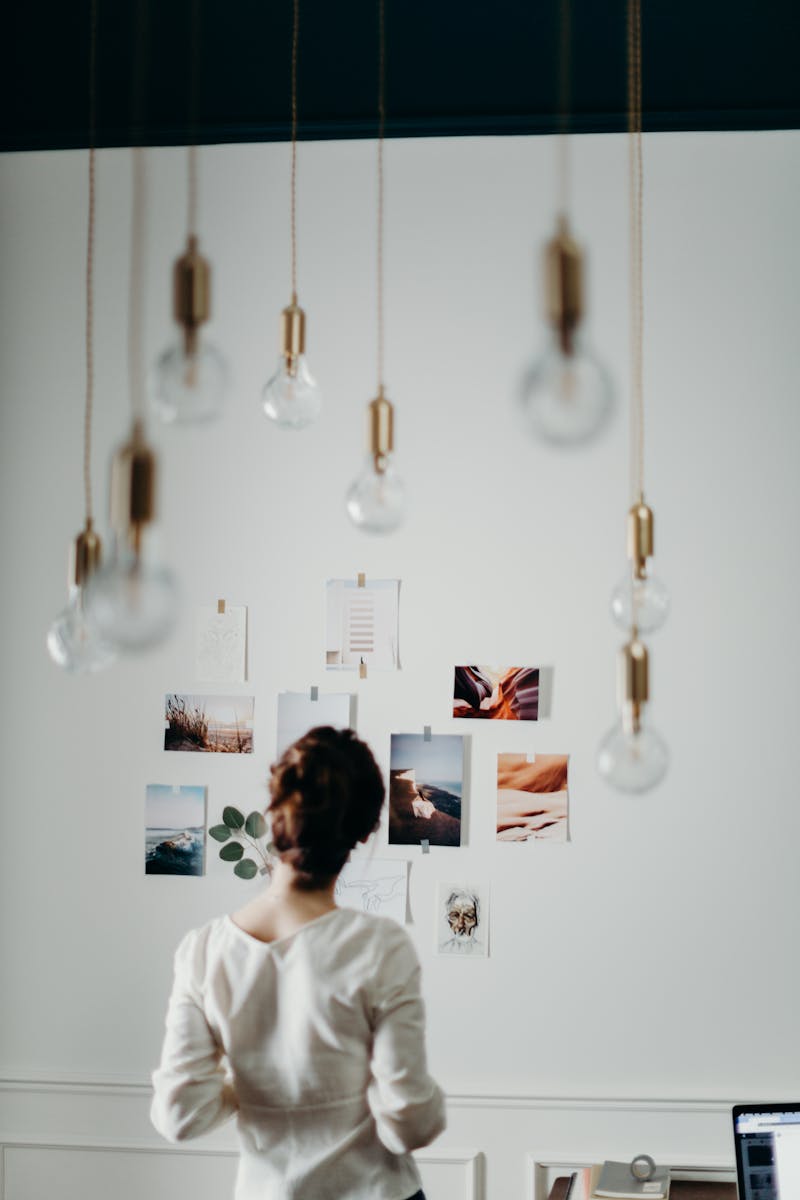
top-left (195, 605), bottom-right (247, 683)
top-left (276, 691), bottom-right (353, 758)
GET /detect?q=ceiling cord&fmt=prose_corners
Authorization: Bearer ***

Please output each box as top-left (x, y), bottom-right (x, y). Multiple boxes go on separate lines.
top-left (83, 0), bottom-right (97, 525)
top-left (290, 0), bottom-right (299, 303)
top-left (376, 0), bottom-right (386, 392)
top-left (627, 0), bottom-right (645, 506)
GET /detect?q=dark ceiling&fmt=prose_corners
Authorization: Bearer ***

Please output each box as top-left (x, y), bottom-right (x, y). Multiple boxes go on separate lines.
top-left (3, 0), bottom-right (799, 153)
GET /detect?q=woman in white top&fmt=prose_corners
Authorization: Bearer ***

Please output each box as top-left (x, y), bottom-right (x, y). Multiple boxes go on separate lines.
top-left (151, 726), bottom-right (445, 1200)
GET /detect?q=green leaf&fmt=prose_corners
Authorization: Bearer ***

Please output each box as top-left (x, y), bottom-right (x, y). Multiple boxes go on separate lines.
top-left (245, 811), bottom-right (267, 839)
top-left (219, 842), bottom-right (244, 861)
top-left (222, 806), bottom-right (245, 830)
top-left (234, 858), bottom-right (258, 880)
top-left (208, 824), bottom-right (231, 843)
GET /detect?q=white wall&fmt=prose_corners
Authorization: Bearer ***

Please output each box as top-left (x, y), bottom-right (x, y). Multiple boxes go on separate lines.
top-left (1, 130), bottom-right (799, 1198)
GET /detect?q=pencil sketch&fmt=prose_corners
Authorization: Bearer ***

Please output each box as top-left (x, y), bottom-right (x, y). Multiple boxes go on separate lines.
top-left (335, 858), bottom-right (408, 924)
top-left (436, 882), bottom-right (489, 957)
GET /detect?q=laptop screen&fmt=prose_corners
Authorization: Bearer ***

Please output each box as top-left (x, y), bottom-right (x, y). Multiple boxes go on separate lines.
top-left (733, 1104), bottom-right (800, 1200)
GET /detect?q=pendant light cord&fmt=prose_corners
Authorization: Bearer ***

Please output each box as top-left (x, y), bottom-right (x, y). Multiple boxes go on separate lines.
top-left (290, 0), bottom-right (299, 303)
top-left (377, 0), bottom-right (386, 392)
top-left (627, 0), bottom-right (644, 506)
top-left (84, 0), bottom-right (98, 525)
top-left (129, 146), bottom-right (147, 423)
top-left (129, 0), bottom-right (148, 424)
top-left (187, 0), bottom-right (200, 239)
top-left (556, 0), bottom-right (571, 217)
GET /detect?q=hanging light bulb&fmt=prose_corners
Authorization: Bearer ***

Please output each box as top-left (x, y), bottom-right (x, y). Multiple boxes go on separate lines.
top-left (610, 501), bottom-right (670, 633)
top-left (521, 216), bottom-right (612, 446)
top-left (47, 522), bottom-right (116, 673)
top-left (153, 235), bottom-right (228, 424)
top-left (261, 299), bottom-right (321, 429)
top-left (261, 0), bottom-right (321, 431)
top-left (346, 388), bottom-right (406, 534)
top-left (598, 635), bottom-right (669, 793)
top-left (86, 420), bottom-right (179, 651)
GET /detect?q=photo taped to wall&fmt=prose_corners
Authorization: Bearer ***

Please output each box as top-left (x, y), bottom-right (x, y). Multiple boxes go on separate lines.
top-left (496, 752), bottom-right (569, 841)
top-left (453, 665), bottom-right (539, 720)
top-left (389, 733), bottom-right (464, 847)
top-left (145, 784), bottom-right (207, 876)
top-left (164, 694), bottom-right (255, 753)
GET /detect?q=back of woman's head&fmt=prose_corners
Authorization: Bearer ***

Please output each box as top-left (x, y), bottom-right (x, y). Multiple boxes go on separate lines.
top-left (268, 727), bottom-right (385, 888)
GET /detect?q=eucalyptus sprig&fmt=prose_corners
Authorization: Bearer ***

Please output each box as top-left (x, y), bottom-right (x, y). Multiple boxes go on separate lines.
top-left (209, 806), bottom-right (275, 880)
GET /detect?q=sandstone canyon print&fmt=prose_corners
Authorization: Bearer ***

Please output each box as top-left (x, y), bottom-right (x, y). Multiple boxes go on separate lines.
top-left (453, 666), bottom-right (540, 720)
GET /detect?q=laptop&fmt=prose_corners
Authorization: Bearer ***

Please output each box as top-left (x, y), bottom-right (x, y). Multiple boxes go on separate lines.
top-left (733, 1103), bottom-right (800, 1199)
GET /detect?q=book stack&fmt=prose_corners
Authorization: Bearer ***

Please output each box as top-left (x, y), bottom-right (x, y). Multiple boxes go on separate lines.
top-left (589, 1161), bottom-right (670, 1200)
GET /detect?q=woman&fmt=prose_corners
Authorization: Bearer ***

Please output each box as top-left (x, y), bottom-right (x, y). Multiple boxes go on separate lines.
top-left (151, 726), bottom-right (445, 1200)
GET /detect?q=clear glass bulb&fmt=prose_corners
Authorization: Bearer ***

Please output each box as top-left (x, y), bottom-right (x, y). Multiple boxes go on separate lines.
top-left (610, 569), bottom-right (670, 634)
top-left (521, 334), bottom-right (612, 445)
top-left (346, 454), bottom-right (406, 534)
top-left (152, 339), bottom-right (228, 424)
top-left (262, 354), bottom-right (321, 429)
top-left (597, 717), bottom-right (669, 793)
top-left (85, 534), bottom-right (179, 652)
top-left (46, 585), bottom-right (116, 673)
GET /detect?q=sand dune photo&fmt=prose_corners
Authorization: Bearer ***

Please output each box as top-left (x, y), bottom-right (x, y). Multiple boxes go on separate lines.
top-left (496, 752), bottom-right (568, 842)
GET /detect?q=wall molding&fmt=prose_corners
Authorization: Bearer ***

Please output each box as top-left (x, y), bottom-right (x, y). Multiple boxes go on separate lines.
top-left (0, 1076), bottom-right (744, 1200)
top-left (0, 1072), bottom-right (753, 1110)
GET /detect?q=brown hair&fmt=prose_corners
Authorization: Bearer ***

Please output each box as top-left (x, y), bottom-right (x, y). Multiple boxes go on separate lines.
top-left (268, 727), bottom-right (385, 889)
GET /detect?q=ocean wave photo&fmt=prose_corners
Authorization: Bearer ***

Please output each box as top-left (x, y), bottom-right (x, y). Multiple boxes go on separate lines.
top-left (145, 784), bottom-right (207, 876)
top-left (145, 827), bottom-right (205, 875)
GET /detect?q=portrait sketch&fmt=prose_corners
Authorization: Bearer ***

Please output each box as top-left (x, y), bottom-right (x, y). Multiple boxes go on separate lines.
top-left (436, 882), bottom-right (488, 957)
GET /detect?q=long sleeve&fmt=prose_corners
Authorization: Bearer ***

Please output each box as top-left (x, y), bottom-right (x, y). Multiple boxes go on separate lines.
top-left (366, 929), bottom-right (446, 1155)
top-left (150, 929), bottom-right (238, 1143)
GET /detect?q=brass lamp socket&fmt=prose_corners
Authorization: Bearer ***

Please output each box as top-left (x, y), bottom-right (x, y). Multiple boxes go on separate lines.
top-left (368, 389), bottom-right (394, 474)
top-left (544, 216), bottom-right (584, 356)
top-left (109, 421), bottom-right (157, 547)
top-left (618, 636), bottom-right (649, 735)
top-left (280, 302), bottom-right (306, 372)
top-left (627, 501), bottom-right (654, 580)
top-left (70, 521), bottom-right (103, 588)
top-left (173, 235), bottom-right (211, 355)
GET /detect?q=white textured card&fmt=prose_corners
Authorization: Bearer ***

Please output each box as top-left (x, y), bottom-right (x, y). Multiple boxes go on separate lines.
top-left (195, 606), bottom-right (247, 683)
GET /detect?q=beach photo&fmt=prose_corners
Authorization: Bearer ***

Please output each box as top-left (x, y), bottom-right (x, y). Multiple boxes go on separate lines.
top-left (164, 693), bottom-right (254, 753)
top-left (145, 784), bottom-right (206, 876)
top-left (453, 665), bottom-right (539, 720)
top-left (388, 733), bottom-right (463, 847)
top-left (496, 752), bottom-right (568, 841)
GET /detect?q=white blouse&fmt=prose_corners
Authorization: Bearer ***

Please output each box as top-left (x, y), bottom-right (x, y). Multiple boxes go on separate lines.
top-left (151, 907), bottom-right (445, 1200)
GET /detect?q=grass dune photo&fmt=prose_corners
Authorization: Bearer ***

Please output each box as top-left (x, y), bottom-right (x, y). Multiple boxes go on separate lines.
top-left (164, 693), bottom-right (255, 753)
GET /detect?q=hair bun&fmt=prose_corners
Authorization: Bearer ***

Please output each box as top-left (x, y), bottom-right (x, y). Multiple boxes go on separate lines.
top-left (268, 727), bottom-right (385, 888)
